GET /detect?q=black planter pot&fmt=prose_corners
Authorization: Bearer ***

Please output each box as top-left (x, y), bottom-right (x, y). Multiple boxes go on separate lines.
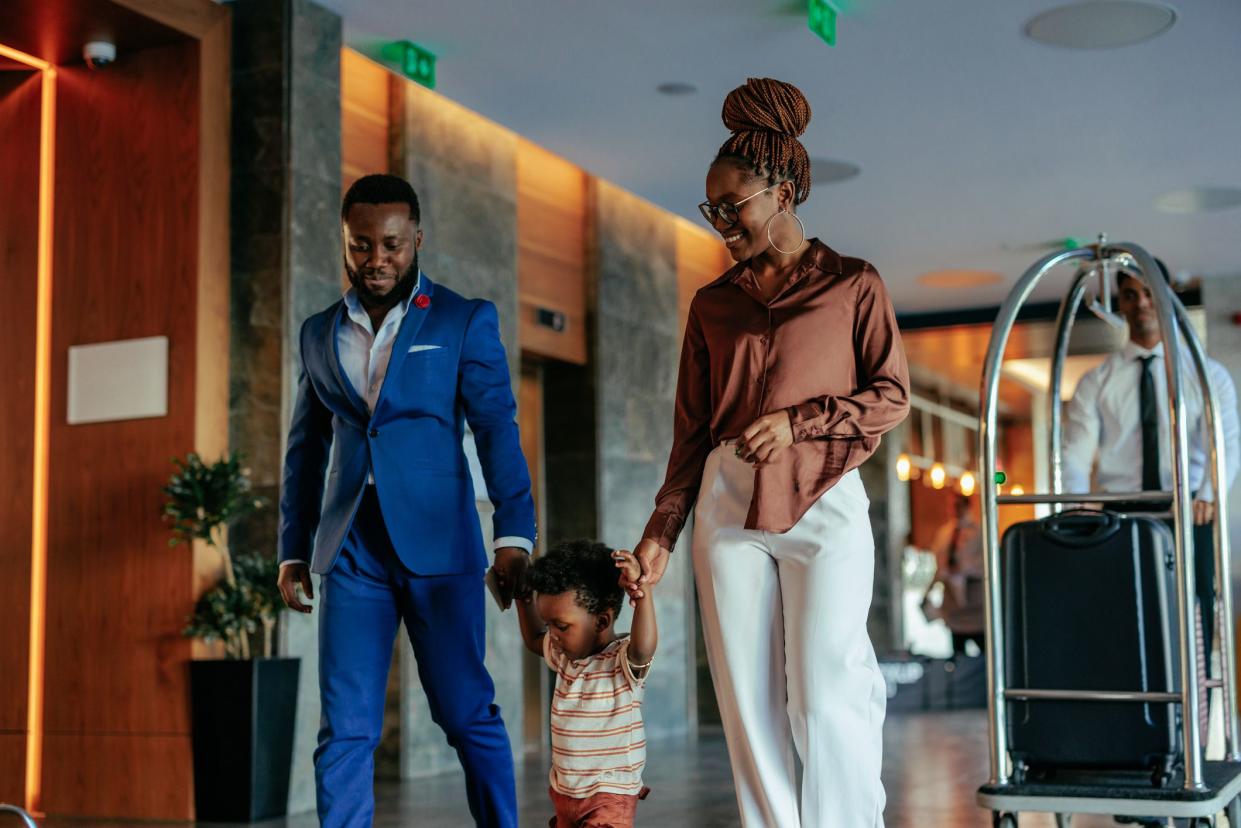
top-left (190, 657), bottom-right (300, 822)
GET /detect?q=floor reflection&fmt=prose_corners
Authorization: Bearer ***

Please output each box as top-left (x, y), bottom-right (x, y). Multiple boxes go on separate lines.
top-left (38, 710), bottom-right (1192, 827)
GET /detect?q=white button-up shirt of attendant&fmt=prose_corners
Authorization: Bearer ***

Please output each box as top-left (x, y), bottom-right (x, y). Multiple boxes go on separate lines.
top-left (276, 200), bottom-right (532, 615)
top-left (1062, 270), bottom-right (1241, 524)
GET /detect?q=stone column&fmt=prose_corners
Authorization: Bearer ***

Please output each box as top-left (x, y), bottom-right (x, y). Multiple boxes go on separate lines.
top-left (390, 77), bottom-right (526, 776)
top-left (228, 0), bottom-right (342, 812)
top-left (860, 422), bottom-right (911, 653)
top-left (591, 180), bottom-right (695, 739)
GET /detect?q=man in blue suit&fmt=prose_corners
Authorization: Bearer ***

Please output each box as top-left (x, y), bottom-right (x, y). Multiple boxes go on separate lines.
top-left (276, 174), bottom-right (534, 827)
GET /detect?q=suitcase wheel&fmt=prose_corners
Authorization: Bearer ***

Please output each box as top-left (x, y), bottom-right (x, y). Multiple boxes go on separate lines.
top-left (992, 812), bottom-right (1018, 828)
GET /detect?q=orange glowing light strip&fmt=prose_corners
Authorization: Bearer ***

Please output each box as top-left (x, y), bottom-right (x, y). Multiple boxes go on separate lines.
top-left (1, 40), bottom-right (55, 816)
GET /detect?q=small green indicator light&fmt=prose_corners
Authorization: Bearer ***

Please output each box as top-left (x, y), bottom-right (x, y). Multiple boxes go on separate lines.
top-left (808, 0), bottom-right (838, 46)
top-left (994, 471), bottom-right (1007, 485)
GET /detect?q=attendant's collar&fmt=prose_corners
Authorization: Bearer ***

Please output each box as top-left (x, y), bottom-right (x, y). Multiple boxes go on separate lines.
top-left (1122, 339), bottom-right (1165, 360)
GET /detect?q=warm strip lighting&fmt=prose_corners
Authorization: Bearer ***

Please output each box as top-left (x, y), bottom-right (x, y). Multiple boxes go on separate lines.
top-left (0, 43), bottom-right (52, 71)
top-left (929, 463), bottom-right (947, 490)
top-left (959, 470), bottom-right (976, 497)
top-left (2, 40), bottom-right (56, 817)
top-left (1010, 485), bottom-right (1025, 497)
top-left (895, 453), bottom-right (912, 482)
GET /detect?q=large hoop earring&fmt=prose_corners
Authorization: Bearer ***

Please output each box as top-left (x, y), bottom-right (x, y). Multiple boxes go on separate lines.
top-left (767, 209), bottom-right (806, 255)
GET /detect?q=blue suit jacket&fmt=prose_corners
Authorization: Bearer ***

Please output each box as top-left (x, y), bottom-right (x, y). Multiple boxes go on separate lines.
top-left (277, 275), bottom-right (535, 575)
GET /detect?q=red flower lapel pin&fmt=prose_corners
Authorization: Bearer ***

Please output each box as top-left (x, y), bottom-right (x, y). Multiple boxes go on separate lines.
top-left (414, 294), bottom-right (431, 309)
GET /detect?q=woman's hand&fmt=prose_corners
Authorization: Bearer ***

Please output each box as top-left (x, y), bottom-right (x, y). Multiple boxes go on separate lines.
top-left (624, 539), bottom-right (670, 605)
top-left (738, 411), bottom-right (794, 465)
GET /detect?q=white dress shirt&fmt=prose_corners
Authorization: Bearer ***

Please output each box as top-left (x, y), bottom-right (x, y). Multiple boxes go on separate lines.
top-left (1062, 340), bottom-right (1241, 501)
top-left (281, 279), bottom-right (531, 568)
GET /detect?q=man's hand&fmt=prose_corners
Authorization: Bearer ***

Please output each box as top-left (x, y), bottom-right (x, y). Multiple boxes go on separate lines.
top-left (278, 563), bottom-right (315, 614)
top-left (738, 411), bottom-right (794, 465)
top-left (491, 546), bottom-right (529, 610)
top-left (625, 539), bottom-right (670, 605)
top-left (1193, 498), bottom-right (1216, 526)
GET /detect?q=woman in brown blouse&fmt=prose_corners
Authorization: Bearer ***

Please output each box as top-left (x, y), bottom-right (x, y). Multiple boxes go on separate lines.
top-left (628, 78), bottom-right (909, 826)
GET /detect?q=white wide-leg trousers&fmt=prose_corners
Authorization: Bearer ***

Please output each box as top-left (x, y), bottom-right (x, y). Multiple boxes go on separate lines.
top-left (693, 444), bottom-right (887, 828)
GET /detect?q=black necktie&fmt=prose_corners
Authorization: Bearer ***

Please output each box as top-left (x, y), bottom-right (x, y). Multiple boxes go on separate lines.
top-left (1139, 354), bottom-right (1161, 491)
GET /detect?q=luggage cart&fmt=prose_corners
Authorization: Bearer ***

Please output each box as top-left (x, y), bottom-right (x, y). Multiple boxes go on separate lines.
top-left (974, 239), bottom-right (1241, 827)
top-left (0, 804), bottom-right (38, 827)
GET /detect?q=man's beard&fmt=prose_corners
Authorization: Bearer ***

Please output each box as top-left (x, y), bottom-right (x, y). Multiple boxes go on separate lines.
top-left (346, 252), bottom-right (419, 310)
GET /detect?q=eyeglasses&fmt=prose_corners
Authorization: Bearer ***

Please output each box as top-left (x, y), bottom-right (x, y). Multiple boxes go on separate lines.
top-left (698, 184), bottom-right (775, 227)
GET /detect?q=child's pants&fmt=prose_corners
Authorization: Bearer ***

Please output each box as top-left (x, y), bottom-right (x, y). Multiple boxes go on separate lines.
top-left (693, 444), bottom-right (887, 828)
top-left (548, 785), bottom-right (647, 827)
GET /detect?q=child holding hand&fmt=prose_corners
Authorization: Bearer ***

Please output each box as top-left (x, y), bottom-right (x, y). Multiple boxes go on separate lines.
top-left (517, 539), bottom-right (657, 827)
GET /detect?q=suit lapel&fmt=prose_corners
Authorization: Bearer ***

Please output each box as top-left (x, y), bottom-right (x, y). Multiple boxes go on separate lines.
top-left (326, 303), bottom-right (370, 418)
top-left (375, 275), bottom-right (435, 411)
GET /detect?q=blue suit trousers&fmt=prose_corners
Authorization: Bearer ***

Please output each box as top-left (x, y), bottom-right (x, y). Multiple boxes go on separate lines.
top-left (314, 488), bottom-right (516, 827)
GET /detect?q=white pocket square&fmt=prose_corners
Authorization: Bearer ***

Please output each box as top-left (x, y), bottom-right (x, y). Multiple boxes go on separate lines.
top-left (408, 344), bottom-right (443, 353)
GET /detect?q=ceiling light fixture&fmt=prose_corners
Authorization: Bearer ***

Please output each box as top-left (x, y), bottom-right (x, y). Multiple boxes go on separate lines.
top-left (810, 157), bottom-right (861, 185)
top-left (959, 471), bottom-right (976, 497)
top-left (1023, 1), bottom-right (1176, 49)
top-left (656, 82), bottom-right (697, 96)
top-left (1153, 187), bottom-right (1241, 214)
top-left (896, 453), bottom-right (912, 482)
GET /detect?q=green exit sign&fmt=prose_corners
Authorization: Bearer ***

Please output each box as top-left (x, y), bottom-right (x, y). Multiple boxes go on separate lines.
top-left (808, 0), bottom-right (838, 46)
top-left (382, 40), bottom-right (437, 89)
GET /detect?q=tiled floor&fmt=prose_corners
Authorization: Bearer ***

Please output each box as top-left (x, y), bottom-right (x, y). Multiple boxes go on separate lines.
top-left (34, 711), bottom-right (1228, 826)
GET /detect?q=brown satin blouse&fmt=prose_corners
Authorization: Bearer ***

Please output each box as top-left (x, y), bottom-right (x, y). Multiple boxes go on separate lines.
top-left (642, 239), bottom-right (910, 550)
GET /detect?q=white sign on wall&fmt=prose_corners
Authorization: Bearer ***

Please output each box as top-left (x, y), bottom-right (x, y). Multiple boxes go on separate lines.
top-left (66, 335), bottom-right (169, 425)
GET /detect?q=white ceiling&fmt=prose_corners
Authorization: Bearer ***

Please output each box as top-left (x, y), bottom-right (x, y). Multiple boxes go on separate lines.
top-left (327, 1), bottom-right (1241, 313)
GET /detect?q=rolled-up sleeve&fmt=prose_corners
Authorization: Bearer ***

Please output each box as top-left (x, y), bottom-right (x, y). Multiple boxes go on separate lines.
top-left (786, 265), bottom-right (910, 442)
top-left (1061, 368), bottom-right (1102, 494)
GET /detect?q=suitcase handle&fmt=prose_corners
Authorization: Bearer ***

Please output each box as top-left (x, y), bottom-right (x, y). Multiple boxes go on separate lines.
top-left (1039, 510), bottom-right (1122, 547)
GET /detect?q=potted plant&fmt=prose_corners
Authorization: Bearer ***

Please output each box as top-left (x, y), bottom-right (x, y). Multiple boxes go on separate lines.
top-left (164, 452), bottom-right (300, 822)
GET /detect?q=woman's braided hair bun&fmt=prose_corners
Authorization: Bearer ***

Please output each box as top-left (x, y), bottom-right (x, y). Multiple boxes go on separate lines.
top-left (717, 77), bottom-right (813, 205)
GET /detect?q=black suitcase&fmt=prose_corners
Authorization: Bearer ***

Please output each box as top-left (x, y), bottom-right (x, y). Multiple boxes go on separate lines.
top-left (1002, 510), bottom-right (1183, 785)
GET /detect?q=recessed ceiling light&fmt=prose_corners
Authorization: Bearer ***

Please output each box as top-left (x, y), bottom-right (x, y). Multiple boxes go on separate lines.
top-left (1153, 187), bottom-right (1241, 214)
top-left (656, 82), bottom-right (697, 96)
top-left (917, 269), bottom-right (1005, 289)
top-left (810, 157), bottom-right (861, 184)
top-left (1023, 1), bottom-right (1176, 49)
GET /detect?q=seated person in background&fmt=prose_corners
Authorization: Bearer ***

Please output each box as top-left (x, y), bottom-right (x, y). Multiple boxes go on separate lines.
top-left (516, 540), bottom-right (656, 828)
top-left (1062, 263), bottom-right (1240, 664)
top-left (922, 494), bottom-right (986, 656)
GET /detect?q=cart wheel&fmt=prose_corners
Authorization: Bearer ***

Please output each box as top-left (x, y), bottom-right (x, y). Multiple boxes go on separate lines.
top-left (1054, 814), bottom-right (1073, 828)
top-left (992, 813), bottom-right (1018, 828)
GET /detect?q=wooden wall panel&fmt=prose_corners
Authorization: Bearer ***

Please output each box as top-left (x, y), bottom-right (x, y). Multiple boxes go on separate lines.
top-left (342, 48), bottom-right (390, 190)
top-left (41, 733), bottom-right (192, 817)
top-left (42, 42), bottom-right (199, 818)
top-left (0, 734), bottom-right (27, 805)
top-left (676, 220), bottom-right (730, 336)
top-left (0, 72), bottom-right (42, 754)
top-left (517, 139), bottom-right (587, 364)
